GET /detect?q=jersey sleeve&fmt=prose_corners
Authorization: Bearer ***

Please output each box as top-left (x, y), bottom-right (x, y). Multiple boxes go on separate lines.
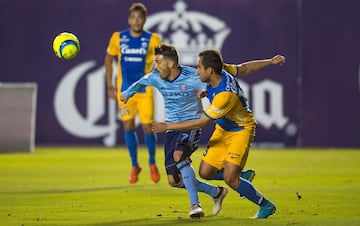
top-left (106, 32), bottom-right (120, 56)
top-left (123, 72), bottom-right (156, 99)
top-left (149, 33), bottom-right (162, 47)
top-left (204, 92), bottom-right (238, 119)
top-left (223, 63), bottom-right (238, 77)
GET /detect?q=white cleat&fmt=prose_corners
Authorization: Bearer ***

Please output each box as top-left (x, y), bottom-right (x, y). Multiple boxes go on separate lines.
top-left (189, 204), bottom-right (205, 218)
top-left (212, 186), bottom-right (228, 215)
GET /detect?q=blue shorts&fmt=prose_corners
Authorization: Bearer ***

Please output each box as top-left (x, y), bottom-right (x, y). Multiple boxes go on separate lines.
top-left (164, 129), bottom-right (201, 175)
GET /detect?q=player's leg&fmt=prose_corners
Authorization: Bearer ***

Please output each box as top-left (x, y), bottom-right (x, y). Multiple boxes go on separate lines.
top-left (200, 130), bottom-right (256, 182)
top-left (223, 162), bottom-right (276, 218)
top-left (163, 130), bottom-right (203, 217)
top-left (119, 98), bottom-right (141, 184)
top-left (174, 129), bottom-right (228, 217)
top-left (223, 129), bottom-right (276, 219)
top-left (138, 92), bottom-right (160, 183)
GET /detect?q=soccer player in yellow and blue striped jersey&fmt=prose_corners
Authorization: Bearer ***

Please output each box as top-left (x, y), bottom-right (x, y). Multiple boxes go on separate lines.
top-left (105, 3), bottom-right (162, 184)
top-left (153, 49), bottom-right (285, 219)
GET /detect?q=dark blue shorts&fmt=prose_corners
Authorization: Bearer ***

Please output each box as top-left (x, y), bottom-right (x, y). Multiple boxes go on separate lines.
top-left (164, 129), bottom-right (201, 175)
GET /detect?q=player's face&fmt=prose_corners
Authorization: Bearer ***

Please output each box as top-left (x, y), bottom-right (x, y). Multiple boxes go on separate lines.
top-left (154, 55), bottom-right (171, 80)
top-left (128, 11), bottom-right (146, 34)
top-left (197, 57), bottom-right (210, 83)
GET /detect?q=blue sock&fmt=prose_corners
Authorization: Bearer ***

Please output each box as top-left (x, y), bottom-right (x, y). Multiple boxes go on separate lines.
top-left (212, 169), bottom-right (224, 180)
top-left (124, 130), bottom-right (138, 167)
top-left (212, 169), bottom-right (249, 180)
top-left (177, 179), bottom-right (217, 198)
top-left (195, 178), bottom-right (218, 197)
top-left (176, 159), bottom-right (199, 206)
top-left (235, 178), bottom-right (269, 206)
top-left (144, 133), bottom-right (156, 164)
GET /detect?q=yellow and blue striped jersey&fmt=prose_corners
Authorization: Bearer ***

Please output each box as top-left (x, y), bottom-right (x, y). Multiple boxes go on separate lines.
top-left (204, 70), bottom-right (256, 131)
top-left (106, 29), bottom-right (162, 92)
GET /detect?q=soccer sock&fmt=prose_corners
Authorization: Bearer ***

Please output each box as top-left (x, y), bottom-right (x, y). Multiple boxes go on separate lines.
top-left (124, 130), bottom-right (139, 167)
top-left (144, 133), bottom-right (156, 164)
top-left (195, 178), bottom-right (218, 197)
top-left (211, 169), bottom-right (224, 180)
top-left (176, 159), bottom-right (199, 206)
top-left (235, 178), bottom-right (269, 206)
top-left (212, 169), bottom-right (251, 180)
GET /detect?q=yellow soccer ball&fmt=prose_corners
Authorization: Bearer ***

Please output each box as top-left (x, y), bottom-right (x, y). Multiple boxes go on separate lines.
top-left (52, 32), bottom-right (80, 60)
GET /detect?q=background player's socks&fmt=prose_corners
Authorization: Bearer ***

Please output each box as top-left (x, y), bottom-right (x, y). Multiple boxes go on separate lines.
top-left (144, 133), bottom-right (156, 164)
top-left (125, 130), bottom-right (139, 167)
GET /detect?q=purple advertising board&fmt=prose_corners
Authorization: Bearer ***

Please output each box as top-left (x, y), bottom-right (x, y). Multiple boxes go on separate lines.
top-left (0, 0), bottom-right (359, 147)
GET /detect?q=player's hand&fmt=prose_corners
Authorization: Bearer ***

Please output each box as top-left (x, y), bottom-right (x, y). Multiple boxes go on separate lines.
top-left (271, 55), bottom-right (286, 65)
top-left (119, 92), bottom-right (128, 103)
top-left (197, 90), bottom-right (207, 99)
top-left (107, 85), bottom-right (117, 100)
top-left (152, 122), bottom-right (167, 133)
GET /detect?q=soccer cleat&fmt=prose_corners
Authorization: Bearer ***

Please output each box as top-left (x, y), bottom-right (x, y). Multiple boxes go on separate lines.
top-left (129, 166), bottom-right (142, 184)
top-left (189, 204), bottom-right (204, 218)
top-left (212, 186), bottom-right (228, 215)
top-left (149, 164), bottom-right (160, 183)
top-left (250, 201), bottom-right (276, 219)
top-left (240, 169), bottom-right (256, 182)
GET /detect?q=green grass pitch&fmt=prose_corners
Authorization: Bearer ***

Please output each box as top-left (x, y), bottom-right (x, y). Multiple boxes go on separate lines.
top-left (1, 147), bottom-right (359, 226)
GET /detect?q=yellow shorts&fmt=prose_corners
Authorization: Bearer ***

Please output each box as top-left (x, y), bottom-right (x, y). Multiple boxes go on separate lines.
top-left (117, 88), bottom-right (154, 124)
top-left (202, 124), bottom-right (256, 170)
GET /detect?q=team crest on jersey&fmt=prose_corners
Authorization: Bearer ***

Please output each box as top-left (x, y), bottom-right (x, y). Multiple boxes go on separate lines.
top-left (120, 35), bottom-right (130, 42)
top-left (180, 84), bottom-right (187, 91)
top-left (141, 41), bottom-right (148, 48)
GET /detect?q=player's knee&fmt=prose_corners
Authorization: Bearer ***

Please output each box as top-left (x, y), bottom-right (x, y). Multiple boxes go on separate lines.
top-left (167, 173), bottom-right (183, 187)
top-left (198, 162), bottom-right (218, 180)
top-left (198, 169), bottom-right (213, 180)
top-left (141, 123), bottom-right (153, 134)
top-left (223, 174), bottom-right (240, 189)
top-left (173, 151), bottom-right (183, 163)
top-left (123, 120), bottom-right (135, 131)
top-left (168, 180), bottom-right (182, 188)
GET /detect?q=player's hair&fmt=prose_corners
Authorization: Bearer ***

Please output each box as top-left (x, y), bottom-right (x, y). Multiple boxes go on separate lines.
top-left (198, 49), bottom-right (223, 74)
top-left (155, 44), bottom-right (179, 65)
top-left (129, 2), bottom-right (147, 17)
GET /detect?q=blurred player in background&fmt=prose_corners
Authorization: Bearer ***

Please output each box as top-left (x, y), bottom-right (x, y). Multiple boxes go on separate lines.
top-left (105, 3), bottom-right (161, 184)
top-left (153, 49), bottom-right (286, 219)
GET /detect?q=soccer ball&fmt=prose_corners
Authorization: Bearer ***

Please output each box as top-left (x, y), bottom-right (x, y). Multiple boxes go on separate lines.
top-left (52, 32), bottom-right (80, 60)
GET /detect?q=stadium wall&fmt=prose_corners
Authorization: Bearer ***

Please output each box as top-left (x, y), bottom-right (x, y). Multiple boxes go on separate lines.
top-left (0, 0), bottom-right (359, 147)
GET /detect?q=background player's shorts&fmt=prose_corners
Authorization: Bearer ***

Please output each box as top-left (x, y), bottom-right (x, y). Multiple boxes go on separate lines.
top-left (202, 124), bottom-right (255, 170)
top-left (164, 129), bottom-right (201, 175)
top-left (118, 91), bottom-right (154, 124)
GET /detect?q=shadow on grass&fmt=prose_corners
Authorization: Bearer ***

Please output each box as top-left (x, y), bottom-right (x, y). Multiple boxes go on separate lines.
top-left (80, 216), bottom-right (260, 226)
top-left (0, 185), bottom-right (142, 194)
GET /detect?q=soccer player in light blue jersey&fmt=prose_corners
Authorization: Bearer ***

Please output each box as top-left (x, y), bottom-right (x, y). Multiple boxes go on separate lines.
top-left (121, 44), bottom-right (223, 218)
top-left (153, 49), bottom-right (285, 219)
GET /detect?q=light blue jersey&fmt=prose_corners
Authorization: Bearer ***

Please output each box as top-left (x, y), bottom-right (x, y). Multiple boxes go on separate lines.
top-left (123, 65), bottom-right (206, 123)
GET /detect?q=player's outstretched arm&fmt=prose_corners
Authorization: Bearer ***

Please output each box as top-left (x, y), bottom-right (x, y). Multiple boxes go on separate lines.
top-left (236, 54), bottom-right (286, 76)
top-left (153, 114), bottom-right (212, 133)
